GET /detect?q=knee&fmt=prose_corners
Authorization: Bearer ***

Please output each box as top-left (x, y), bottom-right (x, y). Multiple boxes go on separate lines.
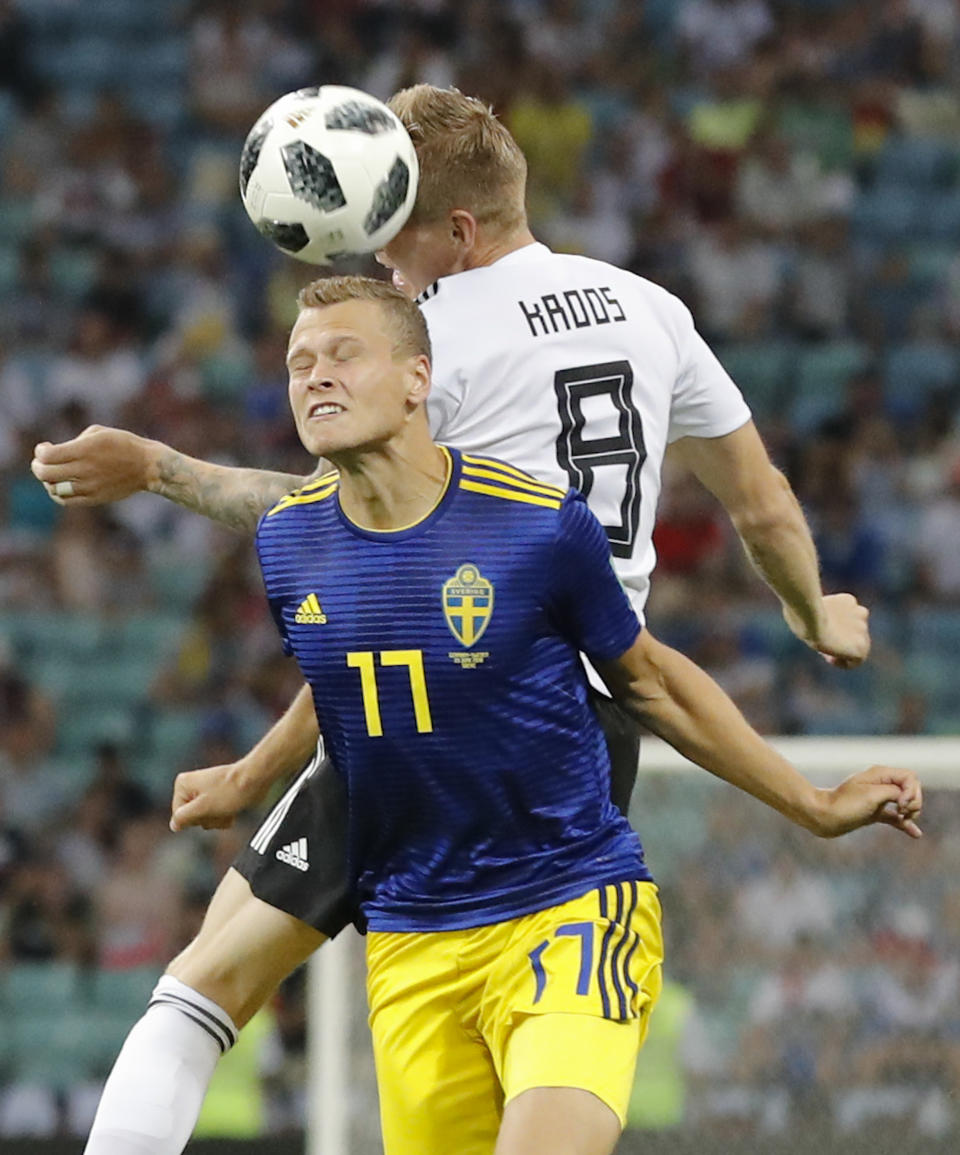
top-left (165, 946), bottom-right (258, 1028)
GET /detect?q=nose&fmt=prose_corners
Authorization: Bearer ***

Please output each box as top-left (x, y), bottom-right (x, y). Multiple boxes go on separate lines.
top-left (305, 368), bottom-right (336, 390)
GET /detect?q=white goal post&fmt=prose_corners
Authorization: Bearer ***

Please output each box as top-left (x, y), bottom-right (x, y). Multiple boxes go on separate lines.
top-left (305, 736), bottom-right (960, 1155)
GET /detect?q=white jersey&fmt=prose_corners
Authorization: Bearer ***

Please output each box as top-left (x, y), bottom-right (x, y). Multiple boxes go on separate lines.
top-left (420, 242), bottom-right (751, 624)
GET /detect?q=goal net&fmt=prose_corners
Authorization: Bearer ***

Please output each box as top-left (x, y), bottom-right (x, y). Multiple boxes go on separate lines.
top-left (306, 737), bottom-right (960, 1155)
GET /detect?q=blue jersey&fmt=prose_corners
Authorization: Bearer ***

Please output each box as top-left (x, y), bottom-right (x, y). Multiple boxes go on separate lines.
top-left (256, 447), bottom-right (651, 932)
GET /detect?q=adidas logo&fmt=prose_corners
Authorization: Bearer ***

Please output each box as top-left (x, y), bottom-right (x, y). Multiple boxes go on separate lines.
top-left (276, 837), bottom-right (310, 872)
top-left (295, 594), bottom-right (327, 625)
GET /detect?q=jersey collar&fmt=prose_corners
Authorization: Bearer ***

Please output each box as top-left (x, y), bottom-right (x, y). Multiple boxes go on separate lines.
top-left (334, 446), bottom-right (461, 542)
top-left (416, 243), bottom-right (551, 304)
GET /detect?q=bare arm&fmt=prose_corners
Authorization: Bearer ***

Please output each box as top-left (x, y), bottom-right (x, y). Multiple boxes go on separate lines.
top-left (596, 629), bottom-right (921, 838)
top-left (170, 682), bottom-right (319, 830)
top-left (148, 440), bottom-right (309, 533)
top-left (669, 420), bottom-right (869, 667)
top-left (32, 425), bottom-right (318, 534)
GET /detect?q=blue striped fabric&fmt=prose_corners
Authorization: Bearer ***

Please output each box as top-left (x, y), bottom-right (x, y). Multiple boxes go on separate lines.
top-left (255, 447), bottom-right (650, 933)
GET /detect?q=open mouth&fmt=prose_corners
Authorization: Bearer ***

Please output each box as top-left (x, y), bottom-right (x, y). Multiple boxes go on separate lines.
top-left (307, 402), bottom-right (344, 420)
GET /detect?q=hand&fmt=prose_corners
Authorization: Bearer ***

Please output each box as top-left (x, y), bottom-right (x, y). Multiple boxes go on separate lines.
top-left (783, 593), bottom-right (870, 669)
top-left (170, 763), bottom-right (267, 832)
top-left (812, 765), bottom-right (923, 839)
top-left (32, 425), bottom-right (154, 506)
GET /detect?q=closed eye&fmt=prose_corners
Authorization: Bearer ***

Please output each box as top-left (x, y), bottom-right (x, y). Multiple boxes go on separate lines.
top-left (330, 338), bottom-right (363, 361)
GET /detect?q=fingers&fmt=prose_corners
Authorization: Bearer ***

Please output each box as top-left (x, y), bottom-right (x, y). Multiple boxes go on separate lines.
top-left (32, 428), bottom-right (108, 481)
top-left (170, 774), bottom-right (199, 831)
top-left (877, 805), bottom-right (923, 839)
top-left (897, 788), bottom-right (922, 827)
top-left (815, 593), bottom-right (871, 665)
top-left (170, 786), bottom-right (190, 831)
top-left (170, 769), bottom-right (237, 832)
top-left (170, 797), bottom-right (232, 832)
top-left (865, 766), bottom-right (922, 815)
top-left (32, 456), bottom-right (84, 485)
top-left (862, 782), bottom-right (903, 813)
top-left (32, 440), bottom-right (81, 466)
top-left (171, 811), bottom-right (232, 832)
top-left (38, 479), bottom-right (90, 506)
top-left (858, 767), bottom-right (923, 838)
top-left (32, 447), bottom-right (86, 503)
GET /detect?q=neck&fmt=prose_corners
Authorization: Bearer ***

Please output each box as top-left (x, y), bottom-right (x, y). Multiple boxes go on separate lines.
top-left (464, 225), bottom-right (538, 272)
top-left (332, 426), bottom-right (449, 531)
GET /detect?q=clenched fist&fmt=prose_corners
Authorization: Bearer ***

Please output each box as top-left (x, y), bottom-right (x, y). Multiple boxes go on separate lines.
top-left (170, 763), bottom-right (269, 833)
top-left (32, 425), bottom-right (155, 505)
top-left (783, 592), bottom-right (871, 669)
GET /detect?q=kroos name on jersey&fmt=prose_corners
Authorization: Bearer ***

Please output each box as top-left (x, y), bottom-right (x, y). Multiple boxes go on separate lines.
top-left (518, 286), bottom-right (627, 337)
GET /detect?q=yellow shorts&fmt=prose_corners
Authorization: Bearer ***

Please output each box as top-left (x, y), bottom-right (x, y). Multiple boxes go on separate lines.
top-left (366, 881), bottom-right (663, 1155)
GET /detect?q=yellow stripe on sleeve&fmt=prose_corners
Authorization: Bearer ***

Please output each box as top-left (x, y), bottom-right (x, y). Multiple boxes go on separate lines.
top-left (266, 482), bottom-right (339, 517)
top-left (299, 470), bottom-right (340, 493)
top-left (459, 479), bottom-right (562, 509)
top-left (461, 464), bottom-right (567, 499)
top-left (461, 453), bottom-right (564, 492)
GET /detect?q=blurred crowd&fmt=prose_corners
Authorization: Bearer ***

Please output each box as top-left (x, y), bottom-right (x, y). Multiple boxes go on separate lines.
top-left (633, 777), bottom-right (960, 1140)
top-left (1, 0), bottom-right (959, 1141)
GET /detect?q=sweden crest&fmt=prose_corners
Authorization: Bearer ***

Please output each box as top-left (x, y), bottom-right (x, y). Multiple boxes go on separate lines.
top-left (442, 564), bottom-right (494, 647)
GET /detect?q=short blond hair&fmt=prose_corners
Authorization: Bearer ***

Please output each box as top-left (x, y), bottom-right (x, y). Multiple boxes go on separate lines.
top-left (388, 85), bottom-right (527, 230)
top-left (296, 275), bottom-right (431, 362)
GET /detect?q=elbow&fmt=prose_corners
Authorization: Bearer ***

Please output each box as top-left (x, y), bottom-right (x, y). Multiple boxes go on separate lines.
top-left (618, 668), bottom-right (671, 728)
top-left (730, 467), bottom-right (796, 539)
top-left (604, 629), bottom-right (676, 727)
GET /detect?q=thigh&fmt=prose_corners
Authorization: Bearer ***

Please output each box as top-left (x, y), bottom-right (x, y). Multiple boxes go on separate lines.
top-left (500, 1015), bottom-right (640, 1148)
top-left (232, 748), bottom-right (360, 937)
top-left (167, 867), bottom-right (325, 1028)
top-left (483, 881), bottom-right (663, 1128)
top-left (496, 1084), bottom-right (621, 1155)
top-left (589, 689), bottom-right (641, 818)
top-left (367, 931), bottom-right (502, 1155)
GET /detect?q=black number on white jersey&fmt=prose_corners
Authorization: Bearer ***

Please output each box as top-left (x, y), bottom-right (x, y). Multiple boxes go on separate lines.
top-left (554, 361), bottom-right (645, 558)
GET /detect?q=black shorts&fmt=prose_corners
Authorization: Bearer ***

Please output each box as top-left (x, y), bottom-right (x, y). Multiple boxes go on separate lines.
top-left (589, 687), bottom-right (642, 817)
top-left (232, 693), bottom-right (642, 939)
top-left (232, 745), bottom-right (359, 939)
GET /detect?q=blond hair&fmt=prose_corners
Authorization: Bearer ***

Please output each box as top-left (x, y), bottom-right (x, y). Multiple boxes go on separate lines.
top-left (388, 85), bottom-right (527, 230)
top-left (297, 275), bottom-right (431, 362)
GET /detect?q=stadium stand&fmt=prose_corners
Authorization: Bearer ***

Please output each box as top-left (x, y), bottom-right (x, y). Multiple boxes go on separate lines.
top-left (0, 0), bottom-right (958, 1144)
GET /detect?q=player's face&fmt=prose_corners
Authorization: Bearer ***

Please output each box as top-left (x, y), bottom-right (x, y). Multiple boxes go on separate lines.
top-left (286, 301), bottom-right (426, 458)
top-left (376, 219), bottom-right (459, 299)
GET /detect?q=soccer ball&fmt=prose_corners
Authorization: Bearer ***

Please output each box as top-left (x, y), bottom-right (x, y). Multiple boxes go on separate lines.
top-left (239, 85), bottom-right (419, 264)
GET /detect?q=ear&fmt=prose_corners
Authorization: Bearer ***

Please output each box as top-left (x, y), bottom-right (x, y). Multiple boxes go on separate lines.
top-left (449, 209), bottom-right (477, 252)
top-left (405, 354), bottom-right (432, 409)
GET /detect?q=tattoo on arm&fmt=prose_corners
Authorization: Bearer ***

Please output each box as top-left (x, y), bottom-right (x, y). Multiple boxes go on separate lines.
top-left (153, 448), bottom-right (309, 534)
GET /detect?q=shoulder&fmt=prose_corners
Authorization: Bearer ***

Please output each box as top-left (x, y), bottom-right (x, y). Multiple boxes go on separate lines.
top-left (554, 487), bottom-right (608, 547)
top-left (416, 278), bottom-right (466, 354)
top-left (457, 452), bottom-right (568, 512)
top-left (417, 275), bottom-right (470, 337)
top-left (575, 252), bottom-right (690, 315)
top-left (538, 249), bottom-right (692, 326)
top-left (256, 470), bottom-right (340, 538)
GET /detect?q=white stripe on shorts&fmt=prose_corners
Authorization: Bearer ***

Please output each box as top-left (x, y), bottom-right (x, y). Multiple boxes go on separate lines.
top-left (249, 738), bottom-right (324, 855)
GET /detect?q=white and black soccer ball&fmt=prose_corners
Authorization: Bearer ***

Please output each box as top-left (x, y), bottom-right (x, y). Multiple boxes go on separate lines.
top-left (239, 85), bottom-right (419, 264)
